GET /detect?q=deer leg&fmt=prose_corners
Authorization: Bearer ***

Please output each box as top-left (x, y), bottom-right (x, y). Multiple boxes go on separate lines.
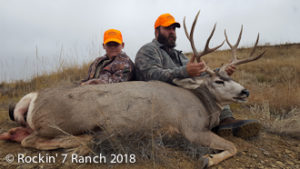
top-left (0, 127), bottom-right (33, 142)
top-left (21, 132), bottom-right (93, 150)
top-left (203, 132), bottom-right (237, 166)
top-left (183, 129), bottom-right (237, 167)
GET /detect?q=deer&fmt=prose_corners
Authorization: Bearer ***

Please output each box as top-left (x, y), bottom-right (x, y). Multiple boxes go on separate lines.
top-left (0, 11), bottom-right (265, 168)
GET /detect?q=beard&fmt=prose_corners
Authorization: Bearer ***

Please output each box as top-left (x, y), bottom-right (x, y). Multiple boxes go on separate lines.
top-left (157, 31), bottom-right (176, 48)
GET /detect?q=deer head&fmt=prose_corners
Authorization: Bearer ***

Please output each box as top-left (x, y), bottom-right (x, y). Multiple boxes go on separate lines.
top-left (173, 10), bottom-right (265, 105)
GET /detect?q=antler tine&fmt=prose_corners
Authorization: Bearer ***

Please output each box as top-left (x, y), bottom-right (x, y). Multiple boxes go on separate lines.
top-left (233, 33), bottom-right (266, 65)
top-left (224, 25), bottom-right (243, 62)
top-left (198, 24), bottom-right (225, 62)
top-left (234, 50), bottom-right (266, 66)
top-left (183, 10), bottom-right (200, 62)
top-left (249, 33), bottom-right (260, 56)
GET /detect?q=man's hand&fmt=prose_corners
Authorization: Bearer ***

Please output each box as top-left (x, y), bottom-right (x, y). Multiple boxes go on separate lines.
top-left (186, 60), bottom-right (207, 77)
top-left (225, 65), bottom-right (236, 76)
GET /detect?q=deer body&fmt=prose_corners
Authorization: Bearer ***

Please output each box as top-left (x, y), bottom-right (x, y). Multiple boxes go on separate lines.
top-left (21, 81), bottom-right (224, 138)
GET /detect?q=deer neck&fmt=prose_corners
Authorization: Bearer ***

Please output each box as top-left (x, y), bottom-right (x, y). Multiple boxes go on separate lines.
top-left (190, 84), bottom-right (223, 128)
top-left (191, 85), bottom-right (222, 113)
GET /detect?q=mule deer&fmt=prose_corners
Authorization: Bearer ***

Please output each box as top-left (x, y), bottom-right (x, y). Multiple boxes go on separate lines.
top-left (0, 11), bottom-right (265, 167)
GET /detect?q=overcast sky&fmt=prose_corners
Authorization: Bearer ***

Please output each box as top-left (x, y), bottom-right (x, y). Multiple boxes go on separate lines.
top-left (0, 0), bottom-right (299, 82)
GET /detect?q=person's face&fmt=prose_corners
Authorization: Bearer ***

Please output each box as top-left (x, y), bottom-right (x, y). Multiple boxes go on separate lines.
top-left (103, 42), bottom-right (124, 58)
top-left (156, 24), bottom-right (177, 48)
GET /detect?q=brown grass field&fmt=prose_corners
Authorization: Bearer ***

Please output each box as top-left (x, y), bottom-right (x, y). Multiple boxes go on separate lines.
top-left (0, 43), bottom-right (299, 169)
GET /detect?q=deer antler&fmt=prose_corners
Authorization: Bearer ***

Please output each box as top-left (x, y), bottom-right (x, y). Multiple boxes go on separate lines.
top-left (183, 10), bottom-right (224, 75)
top-left (222, 25), bottom-right (266, 71)
top-left (183, 10), bottom-right (224, 63)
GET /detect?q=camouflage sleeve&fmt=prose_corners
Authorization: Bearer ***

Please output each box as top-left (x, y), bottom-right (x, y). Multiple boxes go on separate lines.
top-left (135, 45), bottom-right (189, 83)
top-left (99, 59), bottom-right (134, 83)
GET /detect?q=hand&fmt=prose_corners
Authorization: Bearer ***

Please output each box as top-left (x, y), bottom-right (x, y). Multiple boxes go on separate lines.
top-left (225, 65), bottom-right (236, 76)
top-left (186, 60), bottom-right (207, 77)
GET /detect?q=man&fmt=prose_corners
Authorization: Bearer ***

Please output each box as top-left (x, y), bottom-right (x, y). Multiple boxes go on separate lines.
top-left (81, 29), bottom-right (134, 85)
top-left (135, 13), bottom-right (260, 139)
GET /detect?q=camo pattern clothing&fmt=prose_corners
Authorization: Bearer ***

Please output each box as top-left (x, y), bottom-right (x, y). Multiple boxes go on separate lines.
top-left (135, 39), bottom-right (233, 121)
top-left (135, 39), bottom-right (190, 84)
top-left (82, 52), bottom-right (135, 84)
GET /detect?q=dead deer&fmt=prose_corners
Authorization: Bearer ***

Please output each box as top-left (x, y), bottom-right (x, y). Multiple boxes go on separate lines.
top-left (0, 11), bottom-right (265, 168)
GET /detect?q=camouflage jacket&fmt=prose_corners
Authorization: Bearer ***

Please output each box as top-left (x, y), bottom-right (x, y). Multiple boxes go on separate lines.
top-left (135, 39), bottom-right (189, 83)
top-left (82, 52), bottom-right (135, 84)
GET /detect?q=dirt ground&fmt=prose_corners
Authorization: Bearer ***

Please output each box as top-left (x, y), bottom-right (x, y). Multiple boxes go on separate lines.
top-left (0, 105), bottom-right (299, 169)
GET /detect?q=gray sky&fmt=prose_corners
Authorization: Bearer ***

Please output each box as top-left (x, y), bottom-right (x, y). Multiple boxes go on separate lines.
top-left (0, 0), bottom-right (299, 82)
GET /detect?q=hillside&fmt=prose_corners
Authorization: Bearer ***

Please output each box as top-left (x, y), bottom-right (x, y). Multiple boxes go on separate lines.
top-left (0, 43), bottom-right (299, 169)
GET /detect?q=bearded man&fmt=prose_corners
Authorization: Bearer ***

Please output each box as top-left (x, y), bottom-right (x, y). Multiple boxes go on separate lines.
top-left (134, 13), bottom-right (261, 139)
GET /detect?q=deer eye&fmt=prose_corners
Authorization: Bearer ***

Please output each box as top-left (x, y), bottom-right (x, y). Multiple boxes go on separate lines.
top-left (215, 80), bottom-right (224, 85)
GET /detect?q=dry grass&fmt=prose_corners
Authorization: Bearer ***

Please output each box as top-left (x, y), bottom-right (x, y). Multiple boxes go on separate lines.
top-left (88, 128), bottom-right (210, 168)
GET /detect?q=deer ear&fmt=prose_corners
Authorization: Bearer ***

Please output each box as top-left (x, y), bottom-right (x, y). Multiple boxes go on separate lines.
top-left (173, 78), bottom-right (204, 89)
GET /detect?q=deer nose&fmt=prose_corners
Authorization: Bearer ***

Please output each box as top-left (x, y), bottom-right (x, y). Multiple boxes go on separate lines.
top-left (241, 89), bottom-right (250, 97)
